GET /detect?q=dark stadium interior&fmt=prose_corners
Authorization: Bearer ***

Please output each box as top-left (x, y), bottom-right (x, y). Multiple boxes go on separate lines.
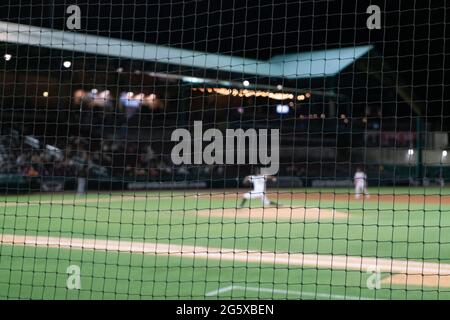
top-left (0, 0), bottom-right (448, 192)
top-left (1, 0), bottom-right (450, 303)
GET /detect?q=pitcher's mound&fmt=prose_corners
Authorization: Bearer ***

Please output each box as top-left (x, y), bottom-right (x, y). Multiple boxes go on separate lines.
top-left (196, 206), bottom-right (348, 221)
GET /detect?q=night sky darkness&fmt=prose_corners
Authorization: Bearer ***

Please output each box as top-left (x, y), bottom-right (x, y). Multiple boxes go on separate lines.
top-left (0, 0), bottom-right (448, 122)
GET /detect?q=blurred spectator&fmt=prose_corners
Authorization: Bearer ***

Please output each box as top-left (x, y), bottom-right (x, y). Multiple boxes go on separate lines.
top-left (0, 131), bottom-right (198, 191)
top-left (23, 165), bottom-right (39, 177)
top-left (144, 145), bottom-right (156, 163)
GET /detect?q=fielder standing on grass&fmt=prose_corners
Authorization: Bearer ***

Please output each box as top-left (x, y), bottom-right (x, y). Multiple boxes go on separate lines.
top-left (354, 167), bottom-right (370, 199)
top-left (239, 168), bottom-right (280, 208)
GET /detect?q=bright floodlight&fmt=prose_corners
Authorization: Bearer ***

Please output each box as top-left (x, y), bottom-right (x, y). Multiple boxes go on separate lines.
top-left (42, 91), bottom-right (49, 97)
top-left (276, 105), bottom-right (289, 114)
top-left (276, 84), bottom-right (283, 90)
top-left (63, 61), bottom-right (72, 68)
top-left (408, 149), bottom-right (414, 156)
top-left (182, 76), bottom-right (205, 84)
top-left (443, 150), bottom-right (448, 157)
top-left (3, 53), bottom-right (12, 61)
top-left (243, 80), bottom-right (250, 87)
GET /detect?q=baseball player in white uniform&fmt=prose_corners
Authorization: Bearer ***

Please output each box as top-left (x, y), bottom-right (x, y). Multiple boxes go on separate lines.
top-left (354, 167), bottom-right (370, 199)
top-left (239, 168), bottom-right (280, 207)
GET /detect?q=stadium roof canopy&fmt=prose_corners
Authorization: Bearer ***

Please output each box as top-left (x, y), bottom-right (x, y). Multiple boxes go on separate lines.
top-left (0, 21), bottom-right (373, 80)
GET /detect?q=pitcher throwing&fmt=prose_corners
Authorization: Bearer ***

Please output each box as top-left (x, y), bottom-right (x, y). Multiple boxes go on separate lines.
top-left (239, 168), bottom-right (280, 207)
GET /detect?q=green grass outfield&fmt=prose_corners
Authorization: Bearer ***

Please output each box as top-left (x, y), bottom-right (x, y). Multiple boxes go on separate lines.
top-left (1, 187), bottom-right (450, 300)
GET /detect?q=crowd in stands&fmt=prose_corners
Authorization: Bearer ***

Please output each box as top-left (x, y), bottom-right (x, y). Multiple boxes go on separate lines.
top-left (2, 128), bottom-right (428, 187)
top-left (0, 131), bottom-right (214, 181)
top-left (0, 133), bottom-right (86, 178)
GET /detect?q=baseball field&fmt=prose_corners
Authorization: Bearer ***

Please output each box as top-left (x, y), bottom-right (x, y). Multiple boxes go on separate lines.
top-left (1, 187), bottom-right (450, 300)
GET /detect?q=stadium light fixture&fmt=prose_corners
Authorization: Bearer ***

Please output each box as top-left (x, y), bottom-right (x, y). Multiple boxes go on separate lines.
top-left (195, 87), bottom-right (293, 100)
top-left (63, 61), bottom-right (72, 68)
top-left (276, 105), bottom-right (289, 114)
top-left (276, 84), bottom-right (283, 90)
top-left (408, 149), bottom-right (414, 156)
top-left (243, 80), bottom-right (250, 87)
top-left (182, 76), bottom-right (205, 84)
top-left (42, 91), bottom-right (49, 97)
top-left (3, 53), bottom-right (12, 61)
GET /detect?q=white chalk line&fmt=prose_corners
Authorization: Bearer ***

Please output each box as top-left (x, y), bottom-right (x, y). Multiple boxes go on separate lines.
top-left (205, 285), bottom-right (377, 300)
top-left (205, 286), bottom-right (235, 297)
top-left (2, 234), bottom-right (450, 277)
